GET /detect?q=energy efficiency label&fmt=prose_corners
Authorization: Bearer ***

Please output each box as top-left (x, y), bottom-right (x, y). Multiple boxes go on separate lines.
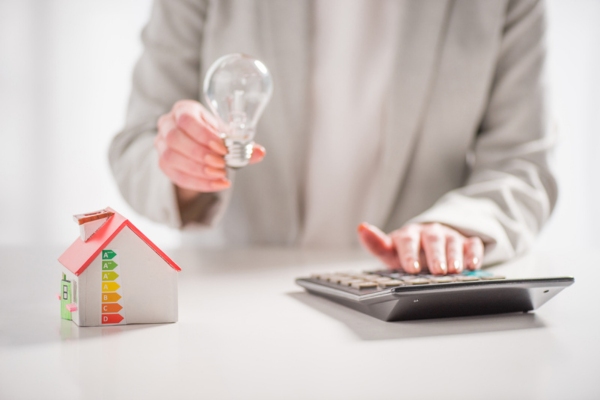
top-left (101, 249), bottom-right (126, 325)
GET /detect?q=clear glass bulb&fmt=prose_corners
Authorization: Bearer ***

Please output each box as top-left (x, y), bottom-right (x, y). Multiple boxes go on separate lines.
top-left (203, 54), bottom-right (273, 169)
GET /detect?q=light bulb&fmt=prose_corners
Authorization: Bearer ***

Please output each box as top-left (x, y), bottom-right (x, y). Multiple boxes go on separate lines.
top-left (203, 54), bottom-right (273, 169)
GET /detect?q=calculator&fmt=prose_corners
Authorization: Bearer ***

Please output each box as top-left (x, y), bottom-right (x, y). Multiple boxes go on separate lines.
top-left (295, 269), bottom-right (574, 321)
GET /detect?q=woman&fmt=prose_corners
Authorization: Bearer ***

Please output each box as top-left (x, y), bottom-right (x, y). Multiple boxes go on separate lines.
top-left (109, 0), bottom-right (556, 275)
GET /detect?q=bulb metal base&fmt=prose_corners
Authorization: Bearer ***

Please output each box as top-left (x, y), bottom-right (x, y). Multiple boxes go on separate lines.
top-left (223, 139), bottom-right (254, 169)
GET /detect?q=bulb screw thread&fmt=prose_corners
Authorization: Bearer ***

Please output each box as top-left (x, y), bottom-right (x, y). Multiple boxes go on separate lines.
top-left (223, 139), bottom-right (254, 169)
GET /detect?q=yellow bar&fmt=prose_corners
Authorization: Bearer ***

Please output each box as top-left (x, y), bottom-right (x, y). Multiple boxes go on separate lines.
top-left (102, 282), bottom-right (120, 292)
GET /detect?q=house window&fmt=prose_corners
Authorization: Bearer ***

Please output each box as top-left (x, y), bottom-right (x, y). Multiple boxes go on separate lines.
top-left (62, 285), bottom-right (68, 300)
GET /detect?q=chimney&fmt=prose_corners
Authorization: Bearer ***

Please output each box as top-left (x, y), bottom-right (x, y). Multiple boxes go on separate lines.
top-left (73, 209), bottom-right (114, 242)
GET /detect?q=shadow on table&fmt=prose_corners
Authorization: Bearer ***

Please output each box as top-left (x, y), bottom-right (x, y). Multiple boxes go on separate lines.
top-left (0, 314), bottom-right (169, 347)
top-left (287, 292), bottom-right (546, 341)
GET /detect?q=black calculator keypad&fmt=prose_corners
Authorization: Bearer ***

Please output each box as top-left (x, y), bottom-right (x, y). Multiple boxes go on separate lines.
top-left (310, 269), bottom-right (505, 293)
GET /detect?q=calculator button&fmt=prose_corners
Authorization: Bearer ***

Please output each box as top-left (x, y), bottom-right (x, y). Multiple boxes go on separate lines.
top-left (361, 276), bottom-right (380, 282)
top-left (374, 277), bottom-right (392, 283)
top-left (351, 282), bottom-right (379, 289)
top-left (455, 275), bottom-right (481, 282)
top-left (348, 273), bottom-right (371, 279)
top-left (379, 280), bottom-right (403, 288)
top-left (366, 277), bottom-right (391, 283)
top-left (403, 278), bottom-right (431, 285)
top-left (429, 276), bottom-right (455, 283)
top-left (341, 279), bottom-right (364, 286)
top-left (366, 269), bottom-right (388, 275)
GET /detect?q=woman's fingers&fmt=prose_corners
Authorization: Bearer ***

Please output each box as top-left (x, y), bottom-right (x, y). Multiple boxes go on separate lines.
top-left (391, 225), bottom-right (422, 274)
top-left (158, 113), bottom-right (227, 169)
top-left (358, 222), bottom-right (485, 275)
top-left (357, 223), bottom-right (401, 269)
top-left (157, 143), bottom-right (226, 181)
top-left (464, 236), bottom-right (484, 270)
top-left (156, 100), bottom-right (268, 197)
top-left (156, 108), bottom-right (230, 193)
top-left (446, 232), bottom-right (464, 274)
top-left (421, 224), bottom-right (448, 275)
top-left (172, 100), bottom-right (227, 155)
top-left (160, 164), bottom-right (230, 193)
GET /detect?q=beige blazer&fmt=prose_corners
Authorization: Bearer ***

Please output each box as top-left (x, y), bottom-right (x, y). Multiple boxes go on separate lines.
top-left (109, 0), bottom-right (556, 265)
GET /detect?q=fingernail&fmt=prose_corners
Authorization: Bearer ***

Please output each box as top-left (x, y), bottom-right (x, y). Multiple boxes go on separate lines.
top-left (472, 257), bottom-right (480, 269)
top-left (453, 260), bottom-right (463, 273)
top-left (205, 166), bottom-right (226, 178)
top-left (211, 179), bottom-right (230, 190)
top-left (204, 154), bottom-right (226, 168)
top-left (438, 261), bottom-right (447, 274)
top-left (413, 261), bottom-right (421, 273)
top-left (357, 223), bottom-right (368, 233)
top-left (209, 140), bottom-right (228, 155)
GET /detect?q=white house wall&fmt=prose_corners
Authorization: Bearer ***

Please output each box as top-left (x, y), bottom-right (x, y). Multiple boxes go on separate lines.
top-left (81, 226), bottom-right (178, 326)
top-left (113, 227), bottom-right (178, 323)
top-left (82, 253), bottom-right (102, 326)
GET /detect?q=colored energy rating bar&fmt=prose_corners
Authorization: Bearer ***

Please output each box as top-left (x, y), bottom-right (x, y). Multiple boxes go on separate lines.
top-left (102, 250), bottom-right (116, 260)
top-left (101, 249), bottom-right (125, 325)
top-left (102, 261), bottom-right (118, 270)
top-left (102, 303), bottom-right (123, 313)
top-left (102, 282), bottom-right (120, 292)
top-left (102, 314), bottom-right (124, 324)
top-left (102, 293), bottom-right (121, 302)
top-left (102, 272), bottom-right (119, 281)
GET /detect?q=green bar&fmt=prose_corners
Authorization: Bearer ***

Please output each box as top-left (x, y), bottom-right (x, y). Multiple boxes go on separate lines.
top-left (102, 261), bottom-right (118, 270)
top-left (102, 250), bottom-right (117, 260)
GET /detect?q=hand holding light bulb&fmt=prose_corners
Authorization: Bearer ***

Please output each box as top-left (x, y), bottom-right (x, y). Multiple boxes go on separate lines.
top-left (155, 54), bottom-right (272, 204)
top-left (154, 100), bottom-right (267, 204)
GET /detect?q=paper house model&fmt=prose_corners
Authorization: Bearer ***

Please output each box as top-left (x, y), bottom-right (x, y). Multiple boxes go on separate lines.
top-left (57, 208), bottom-right (181, 326)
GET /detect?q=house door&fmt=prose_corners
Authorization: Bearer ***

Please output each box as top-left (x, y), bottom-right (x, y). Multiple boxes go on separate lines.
top-left (60, 274), bottom-right (72, 321)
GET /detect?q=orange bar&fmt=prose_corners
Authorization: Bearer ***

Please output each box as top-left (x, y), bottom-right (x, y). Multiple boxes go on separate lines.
top-left (101, 293), bottom-right (121, 302)
top-left (101, 303), bottom-right (123, 313)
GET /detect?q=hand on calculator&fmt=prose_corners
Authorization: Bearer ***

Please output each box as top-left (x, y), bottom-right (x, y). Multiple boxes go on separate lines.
top-left (357, 222), bottom-right (484, 275)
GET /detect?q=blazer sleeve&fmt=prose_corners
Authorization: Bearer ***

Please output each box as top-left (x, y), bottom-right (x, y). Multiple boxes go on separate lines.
top-left (108, 0), bottom-right (227, 228)
top-left (409, 0), bottom-right (557, 265)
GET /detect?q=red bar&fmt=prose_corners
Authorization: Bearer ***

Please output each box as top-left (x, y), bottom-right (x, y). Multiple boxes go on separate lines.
top-left (101, 314), bottom-right (124, 324)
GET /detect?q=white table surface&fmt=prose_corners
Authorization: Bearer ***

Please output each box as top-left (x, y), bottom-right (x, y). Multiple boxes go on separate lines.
top-left (0, 245), bottom-right (597, 400)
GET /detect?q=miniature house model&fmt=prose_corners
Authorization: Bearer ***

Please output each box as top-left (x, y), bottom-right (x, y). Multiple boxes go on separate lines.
top-left (58, 208), bottom-right (181, 326)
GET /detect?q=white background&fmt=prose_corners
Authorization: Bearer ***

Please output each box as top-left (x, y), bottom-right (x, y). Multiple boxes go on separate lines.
top-left (0, 0), bottom-right (598, 251)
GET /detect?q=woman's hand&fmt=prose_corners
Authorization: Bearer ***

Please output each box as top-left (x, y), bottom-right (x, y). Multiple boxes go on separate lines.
top-left (357, 222), bottom-right (484, 275)
top-left (154, 100), bottom-right (266, 203)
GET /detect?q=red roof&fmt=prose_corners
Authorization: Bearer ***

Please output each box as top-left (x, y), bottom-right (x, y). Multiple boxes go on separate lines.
top-left (58, 208), bottom-right (181, 276)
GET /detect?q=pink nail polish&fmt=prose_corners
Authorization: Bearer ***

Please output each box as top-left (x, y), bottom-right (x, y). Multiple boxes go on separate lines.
top-left (212, 180), bottom-right (230, 190)
top-left (205, 166), bottom-right (227, 178)
top-left (205, 154), bottom-right (226, 168)
top-left (209, 140), bottom-right (227, 155)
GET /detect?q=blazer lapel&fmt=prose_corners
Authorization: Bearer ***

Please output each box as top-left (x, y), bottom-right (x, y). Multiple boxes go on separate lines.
top-left (369, 0), bottom-right (454, 226)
